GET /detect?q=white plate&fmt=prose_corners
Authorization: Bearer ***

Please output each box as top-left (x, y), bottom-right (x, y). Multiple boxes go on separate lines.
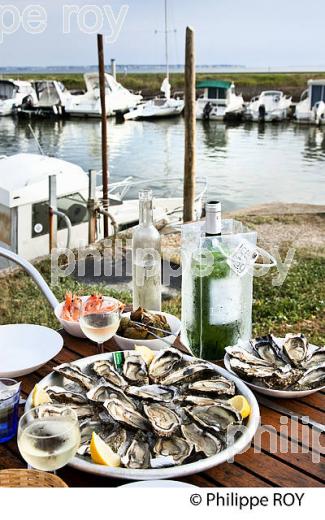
top-left (0, 324), bottom-right (64, 378)
top-left (114, 311), bottom-right (182, 351)
top-left (224, 341), bottom-right (325, 398)
top-left (25, 350), bottom-right (260, 481)
top-left (120, 480), bottom-right (197, 488)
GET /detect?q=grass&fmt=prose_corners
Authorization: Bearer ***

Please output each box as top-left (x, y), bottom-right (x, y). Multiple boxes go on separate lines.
top-left (4, 72), bottom-right (325, 100)
top-left (0, 251), bottom-right (324, 346)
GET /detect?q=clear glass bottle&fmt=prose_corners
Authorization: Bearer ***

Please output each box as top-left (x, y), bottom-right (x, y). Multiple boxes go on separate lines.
top-left (132, 189), bottom-right (161, 311)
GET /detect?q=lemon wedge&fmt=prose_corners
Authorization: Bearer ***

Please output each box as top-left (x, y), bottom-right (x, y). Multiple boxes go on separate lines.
top-left (135, 345), bottom-right (155, 366)
top-left (32, 384), bottom-right (52, 407)
top-left (228, 395), bottom-right (251, 419)
top-left (90, 432), bottom-right (121, 467)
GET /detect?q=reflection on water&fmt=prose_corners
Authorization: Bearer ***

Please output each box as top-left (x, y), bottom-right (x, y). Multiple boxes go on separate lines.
top-left (0, 117), bottom-right (324, 211)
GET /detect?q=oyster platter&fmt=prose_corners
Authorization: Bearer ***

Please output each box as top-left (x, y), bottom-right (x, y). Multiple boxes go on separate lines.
top-left (26, 348), bottom-right (259, 480)
top-left (225, 333), bottom-right (325, 398)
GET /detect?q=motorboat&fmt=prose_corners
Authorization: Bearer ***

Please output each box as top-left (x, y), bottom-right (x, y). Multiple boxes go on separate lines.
top-left (245, 91), bottom-right (292, 122)
top-left (0, 79), bottom-right (38, 116)
top-left (124, 0), bottom-right (184, 121)
top-left (0, 153), bottom-right (206, 262)
top-left (17, 80), bottom-right (73, 118)
top-left (196, 80), bottom-right (244, 121)
top-left (124, 78), bottom-right (184, 120)
top-left (64, 73), bottom-right (142, 118)
top-left (295, 80), bottom-right (325, 125)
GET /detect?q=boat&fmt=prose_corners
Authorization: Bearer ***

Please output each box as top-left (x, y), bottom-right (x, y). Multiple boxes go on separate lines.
top-left (17, 80), bottom-right (73, 118)
top-left (64, 73), bottom-right (142, 118)
top-left (0, 153), bottom-right (206, 262)
top-left (295, 80), bottom-right (325, 125)
top-left (245, 91), bottom-right (292, 122)
top-left (196, 80), bottom-right (244, 121)
top-left (124, 0), bottom-right (184, 121)
top-left (0, 79), bottom-right (38, 116)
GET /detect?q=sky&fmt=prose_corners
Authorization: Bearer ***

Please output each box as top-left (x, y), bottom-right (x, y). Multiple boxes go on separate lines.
top-left (0, 0), bottom-right (324, 67)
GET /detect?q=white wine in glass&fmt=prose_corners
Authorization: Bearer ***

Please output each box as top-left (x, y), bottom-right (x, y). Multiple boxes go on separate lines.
top-left (79, 297), bottom-right (121, 353)
top-left (18, 405), bottom-right (80, 472)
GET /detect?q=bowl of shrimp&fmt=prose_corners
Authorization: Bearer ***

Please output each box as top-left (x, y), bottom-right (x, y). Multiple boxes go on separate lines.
top-left (55, 293), bottom-right (124, 338)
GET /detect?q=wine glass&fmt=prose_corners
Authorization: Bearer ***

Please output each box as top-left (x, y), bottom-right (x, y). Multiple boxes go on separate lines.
top-left (17, 405), bottom-right (80, 472)
top-left (79, 296), bottom-right (121, 353)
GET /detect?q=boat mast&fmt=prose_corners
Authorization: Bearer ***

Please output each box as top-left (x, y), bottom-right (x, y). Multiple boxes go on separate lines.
top-left (164, 0), bottom-right (169, 81)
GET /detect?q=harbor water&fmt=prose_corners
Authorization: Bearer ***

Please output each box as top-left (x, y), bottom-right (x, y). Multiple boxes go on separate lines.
top-left (0, 117), bottom-right (324, 211)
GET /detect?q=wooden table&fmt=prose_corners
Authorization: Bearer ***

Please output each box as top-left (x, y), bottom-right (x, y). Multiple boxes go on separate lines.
top-left (2, 332), bottom-right (324, 487)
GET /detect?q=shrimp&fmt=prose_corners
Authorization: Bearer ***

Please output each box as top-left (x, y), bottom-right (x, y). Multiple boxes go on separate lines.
top-left (84, 294), bottom-right (104, 313)
top-left (61, 292), bottom-right (82, 321)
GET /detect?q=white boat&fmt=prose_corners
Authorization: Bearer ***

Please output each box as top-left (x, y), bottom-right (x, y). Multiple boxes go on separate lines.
top-left (245, 91), bottom-right (292, 122)
top-left (295, 80), bottom-right (325, 125)
top-left (196, 80), bottom-right (244, 121)
top-left (64, 73), bottom-right (142, 118)
top-left (17, 80), bottom-right (73, 118)
top-left (124, 0), bottom-right (184, 121)
top-left (0, 79), bottom-right (38, 116)
top-left (0, 153), bottom-right (206, 262)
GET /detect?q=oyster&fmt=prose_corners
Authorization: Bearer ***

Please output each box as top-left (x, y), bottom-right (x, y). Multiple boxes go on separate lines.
top-left (148, 348), bottom-right (183, 382)
top-left (126, 384), bottom-right (176, 403)
top-left (293, 363), bottom-right (325, 390)
top-left (104, 427), bottom-right (128, 455)
top-left (79, 418), bottom-right (103, 442)
top-left (91, 360), bottom-right (128, 390)
top-left (187, 377), bottom-right (236, 396)
top-left (54, 363), bottom-right (95, 390)
top-left (86, 379), bottom-right (135, 409)
top-left (181, 423), bottom-right (222, 457)
top-left (144, 403), bottom-right (180, 437)
top-left (261, 367), bottom-right (303, 389)
top-left (229, 358), bottom-right (277, 380)
top-left (187, 402), bottom-right (241, 433)
top-left (282, 333), bottom-right (308, 366)
top-left (303, 346), bottom-right (325, 370)
top-left (123, 354), bottom-right (149, 385)
top-left (45, 386), bottom-right (87, 405)
top-left (121, 436), bottom-right (151, 469)
top-left (251, 335), bottom-right (288, 367)
top-left (77, 444), bottom-right (90, 457)
top-left (103, 398), bottom-right (149, 431)
top-left (176, 395), bottom-right (221, 407)
top-left (154, 436), bottom-right (192, 465)
top-left (225, 345), bottom-right (272, 367)
top-left (160, 361), bottom-right (217, 386)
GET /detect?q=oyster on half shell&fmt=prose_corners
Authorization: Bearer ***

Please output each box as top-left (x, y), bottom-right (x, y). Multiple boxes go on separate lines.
top-left (91, 360), bottom-right (128, 390)
top-left (121, 437), bottom-right (151, 469)
top-left (103, 398), bottom-right (149, 431)
top-left (160, 361), bottom-right (217, 386)
top-left (181, 422), bottom-right (222, 457)
top-left (148, 348), bottom-right (183, 382)
top-left (250, 335), bottom-right (288, 367)
top-left (154, 436), bottom-right (192, 465)
top-left (53, 363), bottom-right (95, 390)
top-left (187, 377), bottom-right (235, 396)
top-left (144, 403), bottom-right (180, 437)
top-left (45, 385), bottom-right (88, 405)
top-left (186, 402), bottom-right (241, 433)
top-left (282, 333), bottom-right (308, 366)
top-left (126, 384), bottom-right (176, 403)
top-left (123, 354), bottom-right (149, 385)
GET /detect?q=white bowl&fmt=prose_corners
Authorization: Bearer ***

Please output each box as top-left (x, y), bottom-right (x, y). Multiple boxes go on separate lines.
top-left (114, 311), bottom-right (181, 351)
top-left (25, 350), bottom-right (260, 481)
top-left (224, 340), bottom-right (325, 398)
top-left (54, 296), bottom-right (121, 339)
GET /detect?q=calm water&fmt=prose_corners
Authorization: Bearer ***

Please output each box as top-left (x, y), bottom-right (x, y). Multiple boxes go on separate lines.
top-left (0, 116), bottom-right (324, 211)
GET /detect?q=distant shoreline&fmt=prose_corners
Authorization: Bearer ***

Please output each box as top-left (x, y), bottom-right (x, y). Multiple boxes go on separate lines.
top-left (2, 71), bottom-right (325, 101)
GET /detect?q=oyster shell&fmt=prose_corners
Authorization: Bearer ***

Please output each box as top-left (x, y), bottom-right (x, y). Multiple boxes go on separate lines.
top-left (181, 423), bottom-right (222, 457)
top-left (225, 345), bottom-right (272, 367)
top-left (123, 354), bottom-right (149, 385)
top-left (229, 358), bottom-right (276, 380)
top-left (176, 395), bottom-right (221, 407)
top-left (251, 335), bottom-right (288, 367)
top-left (79, 418), bottom-right (103, 442)
top-left (148, 348), bottom-right (183, 382)
top-left (54, 363), bottom-right (95, 390)
top-left (45, 386), bottom-right (87, 405)
top-left (77, 443), bottom-right (90, 457)
top-left (303, 346), bottom-right (325, 370)
top-left (160, 361), bottom-right (217, 386)
top-left (91, 360), bottom-right (128, 390)
top-left (121, 437), bottom-right (151, 469)
top-left (36, 403), bottom-right (95, 419)
top-left (154, 436), bottom-right (192, 465)
top-left (144, 403), bottom-right (180, 437)
top-left (293, 363), bottom-right (325, 390)
top-left (103, 398), bottom-right (149, 431)
top-left (126, 384), bottom-right (176, 403)
top-left (283, 333), bottom-right (308, 366)
top-left (86, 379), bottom-right (135, 409)
top-left (187, 402), bottom-right (241, 433)
top-left (104, 427), bottom-right (128, 455)
top-left (187, 377), bottom-right (236, 396)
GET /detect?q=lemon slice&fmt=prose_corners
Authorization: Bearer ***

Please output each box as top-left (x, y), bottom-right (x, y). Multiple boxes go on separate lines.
top-left (228, 395), bottom-right (251, 419)
top-left (90, 432), bottom-right (121, 467)
top-left (134, 345), bottom-right (155, 366)
top-left (32, 384), bottom-right (52, 407)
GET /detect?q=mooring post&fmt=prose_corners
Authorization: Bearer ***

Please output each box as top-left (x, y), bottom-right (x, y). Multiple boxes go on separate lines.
top-left (111, 58), bottom-right (116, 80)
top-left (49, 174), bottom-right (57, 252)
top-left (183, 26), bottom-right (196, 223)
top-left (97, 33), bottom-right (109, 238)
top-left (88, 169), bottom-right (97, 245)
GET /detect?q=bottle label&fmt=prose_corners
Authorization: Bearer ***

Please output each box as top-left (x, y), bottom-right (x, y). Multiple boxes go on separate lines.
top-left (227, 240), bottom-right (259, 277)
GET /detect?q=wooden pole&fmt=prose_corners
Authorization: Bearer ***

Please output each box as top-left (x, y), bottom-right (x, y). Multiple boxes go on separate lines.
top-left (49, 175), bottom-right (57, 251)
top-left (88, 169), bottom-right (97, 245)
top-left (183, 26), bottom-right (196, 223)
top-left (97, 33), bottom-right (109, 238)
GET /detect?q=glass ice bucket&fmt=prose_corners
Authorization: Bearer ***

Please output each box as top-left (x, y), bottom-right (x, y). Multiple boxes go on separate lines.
top-left (181, 219), bottom-right (258, 360)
